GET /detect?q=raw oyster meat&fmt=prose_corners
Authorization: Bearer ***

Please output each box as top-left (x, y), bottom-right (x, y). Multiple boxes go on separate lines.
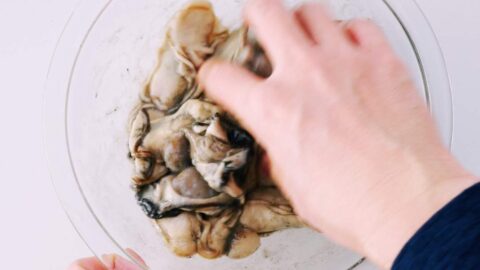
top-left (128, 0), bottom-right (302, 259)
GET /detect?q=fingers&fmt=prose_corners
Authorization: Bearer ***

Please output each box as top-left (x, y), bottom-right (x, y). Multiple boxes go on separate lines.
top-left (198, 60), bottom-right (264, 133)
top-left (68, 255), bottom-right (142, 270)
top-left (68, 257), bottom-right (107, 270)
top-left (294, 4), bottom-right (343, 46)
top-left (102, 254), bottom-right (143, 270)
top-left (244, 0), bottom-right (312, 64)
top-left (125, 248), bottom-right (147, 268)
top-left (343, 19), bottom-right (390, 50)
top-left (293, 4), bottom-right (390, 51)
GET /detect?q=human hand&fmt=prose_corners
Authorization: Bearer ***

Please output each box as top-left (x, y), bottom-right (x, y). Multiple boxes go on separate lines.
top-left (199, 0), bottom-right (478, 268)
top-left (68, 251), bottom-right (144, 270)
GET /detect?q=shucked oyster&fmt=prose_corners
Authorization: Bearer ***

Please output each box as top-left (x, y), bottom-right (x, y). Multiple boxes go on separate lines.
top-left (128, 0), bottom-right (302, 259)
top-left (140, 0), bottom-right (229, 113)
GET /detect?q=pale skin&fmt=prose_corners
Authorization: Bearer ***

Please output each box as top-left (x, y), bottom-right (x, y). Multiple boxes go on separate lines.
top-left (69, 0), bottom-right (478, 269)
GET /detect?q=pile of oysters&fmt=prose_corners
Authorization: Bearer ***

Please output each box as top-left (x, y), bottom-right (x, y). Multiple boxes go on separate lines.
top-left (128, 0), bottom-right (302, 259)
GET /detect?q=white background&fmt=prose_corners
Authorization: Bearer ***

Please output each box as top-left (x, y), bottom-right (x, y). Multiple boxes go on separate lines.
top-left (0, 0), bottom-right (479, 269)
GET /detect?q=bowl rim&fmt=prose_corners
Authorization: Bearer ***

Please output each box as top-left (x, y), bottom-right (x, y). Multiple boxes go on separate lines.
top-left (43, 0), bottom-right (452, 269)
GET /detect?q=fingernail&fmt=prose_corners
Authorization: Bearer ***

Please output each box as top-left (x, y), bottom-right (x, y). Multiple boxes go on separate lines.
top-left (125, 248), bottom-right (148, 268)
top-left (101, 254), bottom-right (116, 269)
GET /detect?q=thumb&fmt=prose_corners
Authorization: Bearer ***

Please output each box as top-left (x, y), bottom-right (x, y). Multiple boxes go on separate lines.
top-left (68, 257), bottom-right (107, 270)
top-left (198, 60), bottom-right (264, 134)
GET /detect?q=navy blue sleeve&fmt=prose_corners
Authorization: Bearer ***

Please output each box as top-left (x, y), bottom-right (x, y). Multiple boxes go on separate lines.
top-left (392, 182), bottom-right (480, 270)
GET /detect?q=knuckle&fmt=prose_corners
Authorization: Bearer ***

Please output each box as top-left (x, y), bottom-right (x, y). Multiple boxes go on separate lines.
top-left (302, 51), bottom-right (347, 81)
top-left (277, 45), bottom-right (316, 71)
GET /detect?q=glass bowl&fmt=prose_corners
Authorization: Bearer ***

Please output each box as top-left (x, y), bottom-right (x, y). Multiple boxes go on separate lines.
top-left (44, 0), bottom-right (452, 269)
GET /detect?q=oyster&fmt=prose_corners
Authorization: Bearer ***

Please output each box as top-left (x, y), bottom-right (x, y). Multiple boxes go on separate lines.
top-left (240, 187), bottom-right (304, 233)
top-left (141, 1), bottom-right (228, 113)
top-left (127, 0), bottom-right (300, 259)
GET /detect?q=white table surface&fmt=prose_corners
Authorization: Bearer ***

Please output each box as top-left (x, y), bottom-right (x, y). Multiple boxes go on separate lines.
top-left (1, 0), bottom-right (479, 269)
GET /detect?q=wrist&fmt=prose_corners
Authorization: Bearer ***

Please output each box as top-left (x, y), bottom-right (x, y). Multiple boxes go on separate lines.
top-left (361, 172), bottom-right (477, 269)
top-left (346, 145), bottom-right (477, 269)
